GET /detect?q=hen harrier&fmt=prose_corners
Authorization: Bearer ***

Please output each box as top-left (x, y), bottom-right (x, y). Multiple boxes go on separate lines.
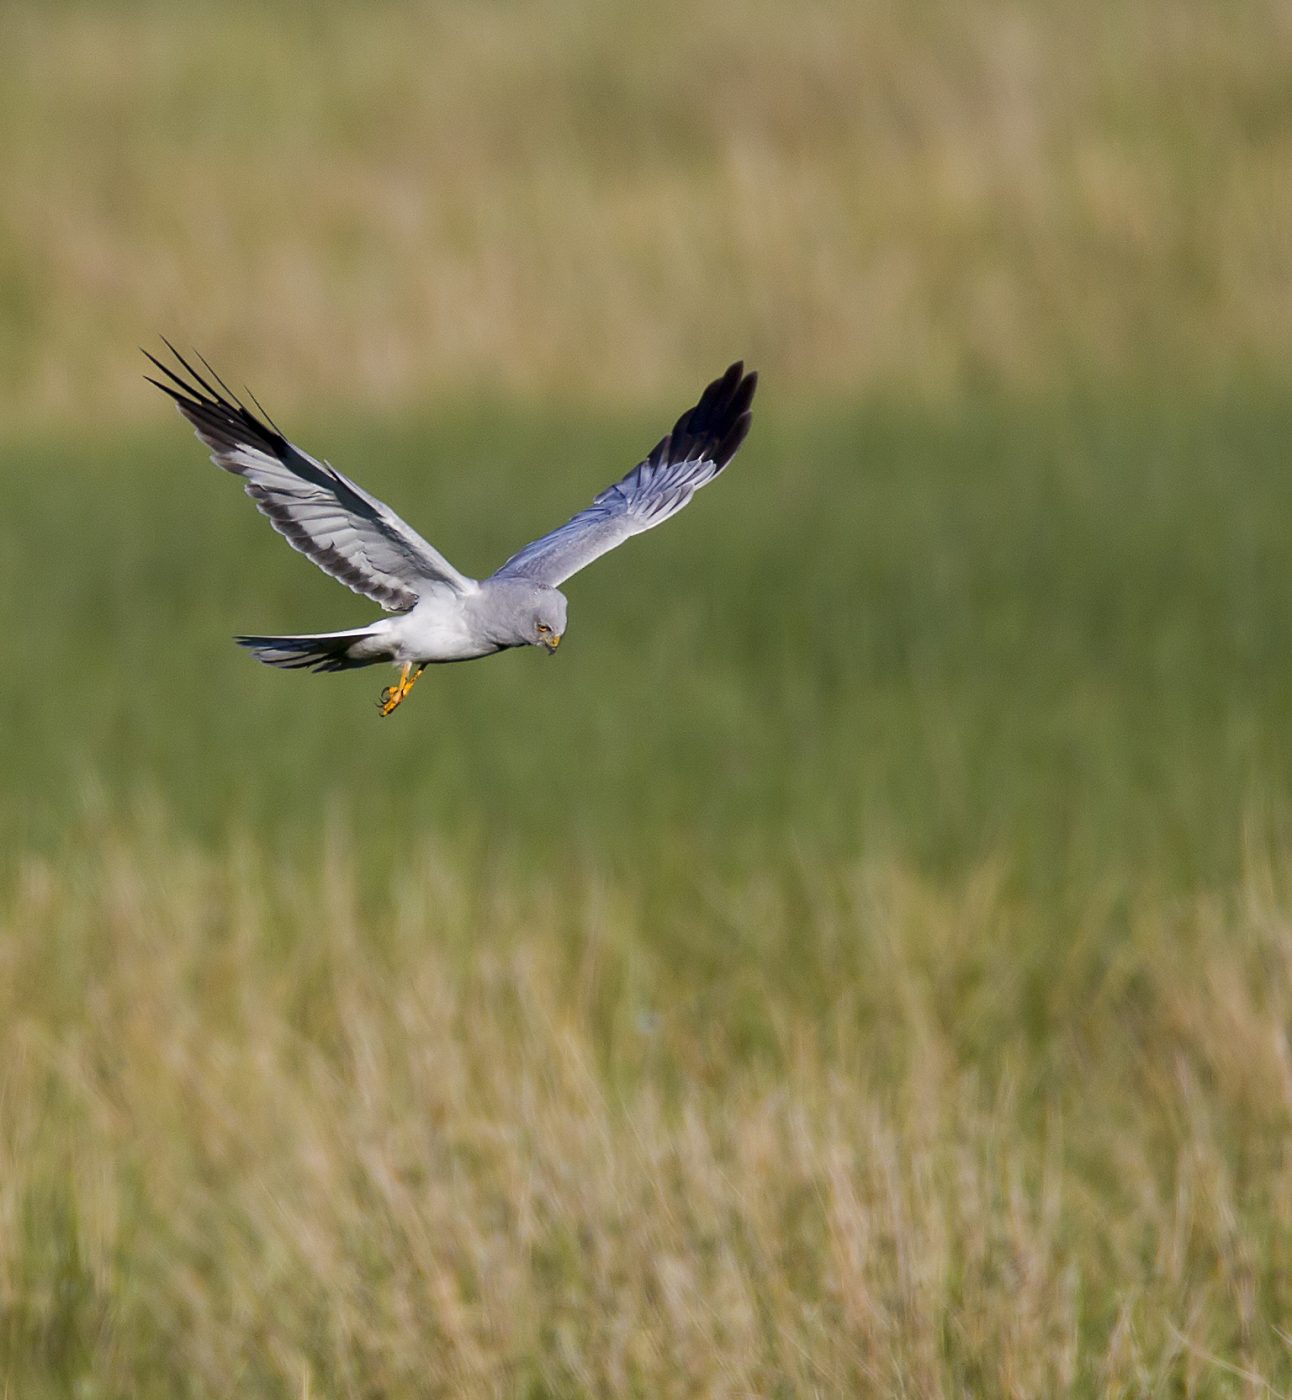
top-left (146, 345), bottom-right (757, 715)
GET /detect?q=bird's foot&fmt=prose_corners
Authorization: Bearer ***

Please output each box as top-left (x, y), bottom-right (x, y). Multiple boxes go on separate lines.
top-left (377, 663), bottom-right (424, 717)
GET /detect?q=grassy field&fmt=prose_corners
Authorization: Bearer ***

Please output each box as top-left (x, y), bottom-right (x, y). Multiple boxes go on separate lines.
top-left (6, 0), bottom-right (1292, 1393)
top-left (5, 387), bottom-right (1292, 1393)
top-left (6, 819), bottom-right (1292, 1396)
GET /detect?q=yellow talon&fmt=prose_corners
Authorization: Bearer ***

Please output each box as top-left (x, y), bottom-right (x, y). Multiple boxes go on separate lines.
top-left (377, 663), bottom-right (424, 717)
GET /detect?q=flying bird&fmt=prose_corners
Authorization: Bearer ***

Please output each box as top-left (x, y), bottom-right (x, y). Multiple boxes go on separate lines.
top-left (146, 344), bottom-right (757, 715)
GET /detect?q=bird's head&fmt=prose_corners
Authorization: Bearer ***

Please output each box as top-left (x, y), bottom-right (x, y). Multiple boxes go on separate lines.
top-left (479, 578), bottom-right (568, 652)
top-left (529, 587), bottom-right (568, 653)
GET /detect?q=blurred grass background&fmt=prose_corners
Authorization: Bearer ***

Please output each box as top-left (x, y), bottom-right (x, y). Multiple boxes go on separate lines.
top-left (5, 0), bottom-right (1292, 1394)
top-left (4, 0), bottom-right (1292, 419)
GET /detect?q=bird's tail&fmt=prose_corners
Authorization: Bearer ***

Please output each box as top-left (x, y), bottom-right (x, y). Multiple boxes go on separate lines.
top-left (234, 625), bottom-right (382, 673)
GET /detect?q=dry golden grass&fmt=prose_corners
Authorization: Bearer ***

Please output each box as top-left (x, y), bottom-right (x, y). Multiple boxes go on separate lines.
top-left (4, 0), bottom-right (1292, 425)
top-left (5, 828), bottom-right (1292, 1395)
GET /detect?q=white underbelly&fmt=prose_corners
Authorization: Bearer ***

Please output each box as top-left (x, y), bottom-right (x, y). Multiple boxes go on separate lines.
top-left (388, 597), bottom-right (495, 663)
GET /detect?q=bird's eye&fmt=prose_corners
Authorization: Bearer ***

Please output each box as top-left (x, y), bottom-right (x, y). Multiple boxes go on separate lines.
top-left (537, 622), bottom-right (550, 633)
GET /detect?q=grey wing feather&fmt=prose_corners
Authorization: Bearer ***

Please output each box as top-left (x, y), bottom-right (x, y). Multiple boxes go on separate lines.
top-left (146, 343), bottom-right (474, 611)
top-left (493, 361), bottom-right (757, 587)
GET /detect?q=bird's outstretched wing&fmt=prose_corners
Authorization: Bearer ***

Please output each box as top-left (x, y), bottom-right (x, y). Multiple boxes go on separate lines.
top-left (493, 361), bottom-right (757, 587)
top-left (146, 343), bottom-right (474, 611)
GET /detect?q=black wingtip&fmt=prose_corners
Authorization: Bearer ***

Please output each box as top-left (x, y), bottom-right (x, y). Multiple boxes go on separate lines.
top-left (144, 339), bottom-right (292, 457)
top-left (659, 359), bottom-right (758, 471)
top-left (715, 409), bottom-right (753, 469)
top-left (162, 338), bottom-right (231, 408)
top-left (143, 373), bottom-right (185, 406)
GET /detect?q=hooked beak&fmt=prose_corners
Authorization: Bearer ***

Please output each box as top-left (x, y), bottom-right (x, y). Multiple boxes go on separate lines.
top-left (544, 633), bottom-right (562, 654)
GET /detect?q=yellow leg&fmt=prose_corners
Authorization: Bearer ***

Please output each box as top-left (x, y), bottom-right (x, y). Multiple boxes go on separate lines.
top-left (378, 663), bottom-right (424, 717)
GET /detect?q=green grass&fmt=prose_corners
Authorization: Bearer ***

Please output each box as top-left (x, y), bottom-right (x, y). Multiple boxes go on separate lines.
top-left (6, 385), bottom-right (1292, 895)
top-left (5, 388), bottom-right (1292, 1391)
